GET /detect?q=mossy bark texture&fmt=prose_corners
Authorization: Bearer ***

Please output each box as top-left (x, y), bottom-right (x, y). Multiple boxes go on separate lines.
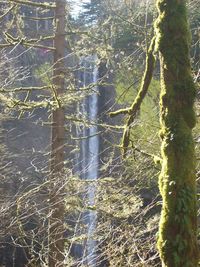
top-left (155, 0), bottom-right (199, 266)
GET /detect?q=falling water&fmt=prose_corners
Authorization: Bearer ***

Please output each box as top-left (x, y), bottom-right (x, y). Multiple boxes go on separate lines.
top-left (77, 55), bottom-right (99, 266)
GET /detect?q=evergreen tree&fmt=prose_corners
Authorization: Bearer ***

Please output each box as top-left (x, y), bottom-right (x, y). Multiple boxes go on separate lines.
top-left (80, 0), bottom-right (108, 23)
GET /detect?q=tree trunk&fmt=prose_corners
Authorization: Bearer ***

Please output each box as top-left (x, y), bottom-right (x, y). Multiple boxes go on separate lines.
top-left (49, 0), bottom-right (66, 266)
top-left (155, 0), bottom-right (199, 266)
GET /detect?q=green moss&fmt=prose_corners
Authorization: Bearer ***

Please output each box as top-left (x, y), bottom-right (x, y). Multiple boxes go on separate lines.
top-left (155, 0), bottom-right (199, 266)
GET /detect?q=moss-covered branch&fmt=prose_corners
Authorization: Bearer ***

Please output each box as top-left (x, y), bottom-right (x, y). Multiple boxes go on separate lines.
top-left (0, 86), bottom-right (50, 93)
top-left (8, 0), bottom-right (55, 9)
top-left (130, 141), bottom-right (162, 164)
top-left (109, 38), bottom-right (156, 119)
top-left (2, 32), bottom-right (55, 51)
top-left (109, 107), bottom-right (131, 117)
top-left (0, 4), bottom-right (16, 21)
top-left (5, 31), bottom-right (55, 49)
top-left (0, 43), bottom-right (13, 48)
top-left (120, 37), bottom-right (156, 156)
top-left (65, 115), bottom-right (124, 130)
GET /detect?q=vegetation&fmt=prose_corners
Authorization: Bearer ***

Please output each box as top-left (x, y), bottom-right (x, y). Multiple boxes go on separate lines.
top-left (155, 0), bottom-right (199, 266)
top-left (0, 0), bottom-right (199, 266)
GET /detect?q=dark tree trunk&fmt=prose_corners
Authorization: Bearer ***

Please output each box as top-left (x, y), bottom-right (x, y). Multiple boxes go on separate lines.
top-left (49, 0), bottom-right (66, 266)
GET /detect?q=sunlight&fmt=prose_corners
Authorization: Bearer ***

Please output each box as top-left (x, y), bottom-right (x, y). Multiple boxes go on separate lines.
top-left (71, 0), bottom-right (90, 16)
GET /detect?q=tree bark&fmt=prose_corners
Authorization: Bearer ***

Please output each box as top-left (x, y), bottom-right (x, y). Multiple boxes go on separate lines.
top-left (155, 0), bottom-right (199, 266)
top-left (49, 0), bottom-right (66, 266)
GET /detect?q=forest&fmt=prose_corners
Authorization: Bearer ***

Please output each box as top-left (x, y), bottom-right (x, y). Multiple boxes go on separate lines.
top-left (0, 0), bottom-right (199, 266)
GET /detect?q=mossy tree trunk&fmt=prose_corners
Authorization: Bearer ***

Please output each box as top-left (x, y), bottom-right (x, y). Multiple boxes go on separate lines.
top-left (155, 0), bottom-right (199, 266)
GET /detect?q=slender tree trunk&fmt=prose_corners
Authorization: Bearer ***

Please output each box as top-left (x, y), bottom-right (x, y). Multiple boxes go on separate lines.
top-left (49, 0), bottom-right (66, 266)
top-left (155, 0), bottom-right (199, 266)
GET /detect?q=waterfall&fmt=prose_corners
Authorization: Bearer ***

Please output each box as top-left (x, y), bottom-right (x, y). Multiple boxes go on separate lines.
top-left (76, 55), bottom-right (99, 266)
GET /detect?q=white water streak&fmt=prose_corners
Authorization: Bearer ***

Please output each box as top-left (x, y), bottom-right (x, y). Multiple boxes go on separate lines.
top-left (77, 55), bottom-right (99, 266)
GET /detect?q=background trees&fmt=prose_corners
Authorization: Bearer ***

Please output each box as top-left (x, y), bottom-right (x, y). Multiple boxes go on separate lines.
top-left (0, 0), bottom-right (199, 266)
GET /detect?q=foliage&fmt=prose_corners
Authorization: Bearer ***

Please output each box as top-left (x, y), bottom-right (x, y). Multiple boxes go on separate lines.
top-left (0, 0), bottom-right (199, 266)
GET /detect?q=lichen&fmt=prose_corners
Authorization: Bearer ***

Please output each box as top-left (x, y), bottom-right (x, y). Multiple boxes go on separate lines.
top-left (155, 0), bottom-right (199, 266)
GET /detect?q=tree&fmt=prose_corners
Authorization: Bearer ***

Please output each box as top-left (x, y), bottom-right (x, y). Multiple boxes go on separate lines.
top-left (0, 0), bottom-right (199, 266)
top-left (80, 0), bottom-right (107, 23)
top-left (0, 0), bottom-right (67, 265)
top-left (155, 0), bottom-right (199, 266)
top-left (109, 0), bottom-right (199, 266)
top-left (49, 0), bottom-right (66, 266)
